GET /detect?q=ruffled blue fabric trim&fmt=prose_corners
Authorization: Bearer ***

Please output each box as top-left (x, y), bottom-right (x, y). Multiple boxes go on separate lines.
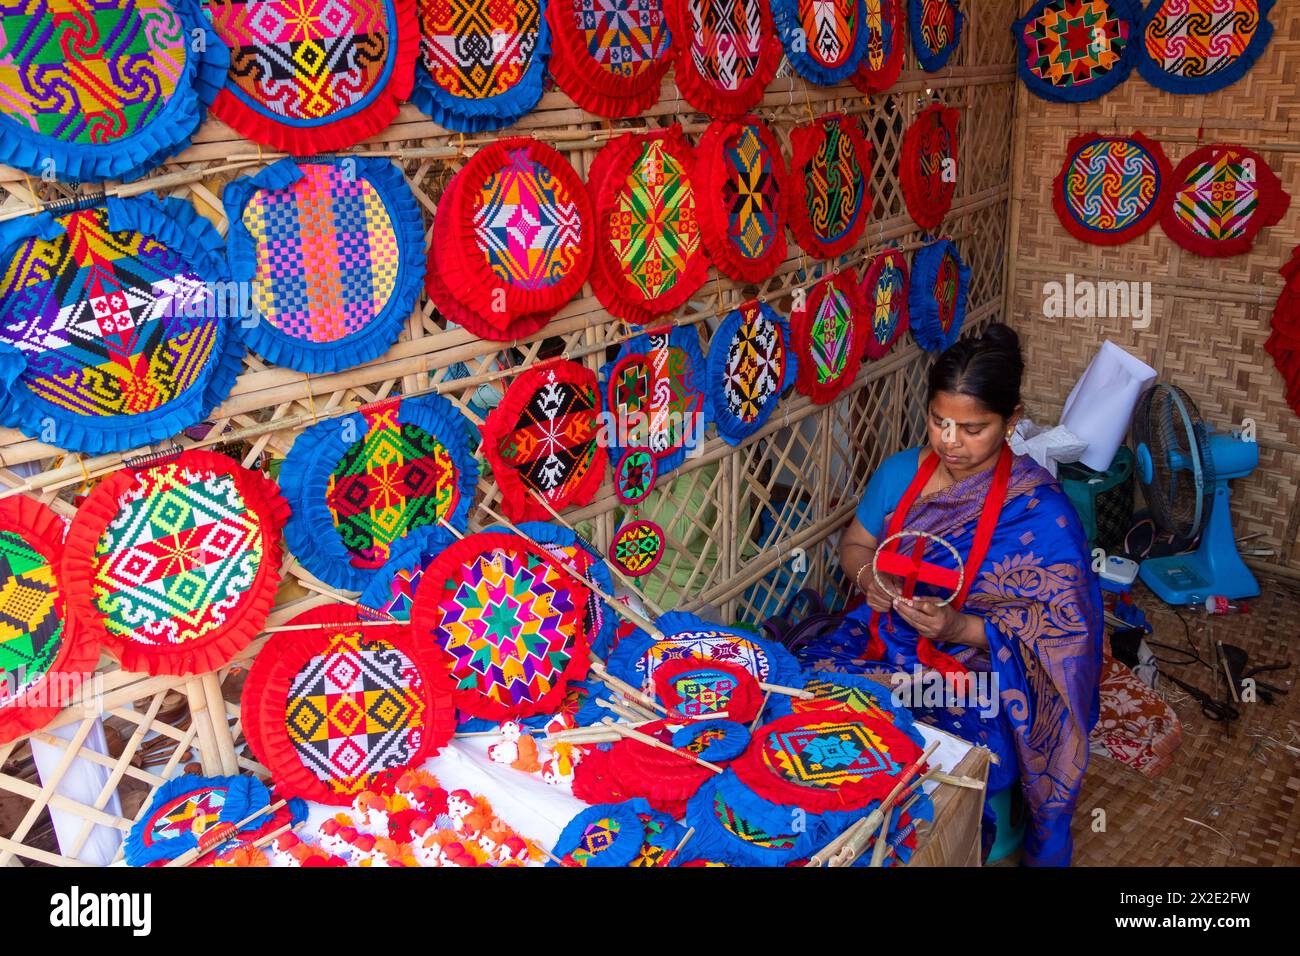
top-left (685, 770), bottom-right (814, 866)
top-left (410, 10), bottom-right (553, 133)
top-left (223, 157), bottom-right (425, 373)
top-left (0, 0), bottom-right (227, 183)
top-left (280, 394), bottom-right (479, 591)
top-left (124, 774), bottom-right (269, 867)
top-left (909, 0), bottom-right (965, 72)
top-left (1134, 0), bottom-right (1274, 94)
top-left (507, 520), bottom-right (618, 659)
top-left (810, 787), bottom-right (936, 866)
top-left (547, 798), bottom-right (654, 867)
top-left (908, 238), bottom-right (970, 353)
top-left (707, 303), bottom-right (796, 446)
top-left (0, 194), bottom-right (244, 454)
top-left (356, 525), bottom-right (457, 620)
top-left (671, 719), bottom-right (751, 762)
top-left (773, 0), bottom-right (871, 85)
top-left (601, 325), bottom-right (713, 477)
top-left (1013, 0), bottom-right (1140, 103)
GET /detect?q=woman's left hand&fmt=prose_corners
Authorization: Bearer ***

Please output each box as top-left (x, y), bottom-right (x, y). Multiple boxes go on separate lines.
top-left (892, 597), bottom-right (972, 644)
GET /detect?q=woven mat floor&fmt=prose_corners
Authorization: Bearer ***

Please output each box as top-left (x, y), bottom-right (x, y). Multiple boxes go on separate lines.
top-left (1071, 575), bottom-right (1300, 867)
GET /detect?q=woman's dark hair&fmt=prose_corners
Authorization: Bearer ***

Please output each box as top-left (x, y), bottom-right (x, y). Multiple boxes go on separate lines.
top-left (926, 323), bottom-right (1024, 419)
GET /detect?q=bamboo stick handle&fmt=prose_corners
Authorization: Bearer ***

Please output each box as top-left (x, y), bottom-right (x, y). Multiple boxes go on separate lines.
top-left (660, 826), bottom-right (695, 867)
top-left (749, 691), bottom-right (772, 732)
top-left (595, 696), bottom-right (654, 723)
top-left (599, 718), bottom-right (723, 774)
top-left (589, 659), bottom-right (669, 716)
top-left (165, 798), bottom-right (287, 867)
top-left (868, 805), bottom-right (896, 868)
top-left (758, 682), bottom-right (815, 699)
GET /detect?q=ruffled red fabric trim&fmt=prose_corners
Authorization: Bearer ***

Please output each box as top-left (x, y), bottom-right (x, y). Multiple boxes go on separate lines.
top-left (242, 603), bottom-right (456, 805)
top-left (410, 530), bottom-right (592, 720)
top-left (443, 138), bottom-right (594, 320)
top-left (1159, 143), bottom-right (1291, 258)
top-left (735, 709), bottom-right (926, 812)
top-left (850, 0), bottom-right (907, 94)
top-left (545, 0), bottom-right (672, 117)
top-left (571, 745), bottom-right (631, 804)
top-left (587, 125), bottom-right (711, 325)
top-left (665, 0), bottom-right (781, 118)
top-left (210, 0), bottom-right (418, 153)
top-left (0, 496), bottom-right (99, 746)
top-left (791, 270), bottom-right (869, 404)
top-left (63, 450), bottom-right (290, 677)
top-left (1052, 131), bottom-right (1173, 247)
top-left (652, 657), bottom-right (763, 722)
top-left (482, 359), bottom-right (605, 522)
top-left (604, 718), bottom-right (711, 816)
top-left (1264, 246), bottom-right (1300, 413)
top-left (861, 248), bottom-right (910, 360)
top-left (694, 116), bottom-right (789, 284)
top-left (900, 103), bottom-right (959, 233)
top-left (788, 113), bottom-right (874, 260)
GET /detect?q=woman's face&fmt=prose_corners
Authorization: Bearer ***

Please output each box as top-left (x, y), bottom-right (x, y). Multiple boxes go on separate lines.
top-left (926, 390), bottom-right (1015, 479)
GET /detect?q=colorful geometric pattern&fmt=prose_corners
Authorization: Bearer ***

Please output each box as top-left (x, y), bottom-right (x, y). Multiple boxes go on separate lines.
top-left (1015, 0), bottom-right (1139, 102)
top-left (669, 0), bottom-right (779, 116)
top-left (900, 104), bottom-right (959, 232)
top-left (910, 0), bottom-right (963, 71)
top-left (124, 773), bottom-right (275, 865)
top-left (791, 270), bottom-right (868, 404)
top-left (909, 238), bottom-right (968, 351)
top-left (565, 0), bottom-right (669, 79)
top-left (146, 786), bottom-right (227, 844)
top-left (773, 0), bottom-right (867, 85)
top-left (549, 800), bottom-right (653, 867)
top-left (286, 628), bottom-right (428, 797)
top-left (0, 531), bottom-right (62, 709)
top-left (1053, 132), bottom-right (1171, 245)
top-left (546, 0), bottom-right (671, 116)
top-left (1137, 0), bottom-right (1275, 95)
top-left (721, 121), bottom-right (783, 263)
top-left (1160, 144), bottom-right (1290, 257)
top-left (852, 0), bottom-right (906, 93)
top-left (610, 139), bottom-right (700, 301)
top-left (609, 520), bottom-right (666, 577)
top-left (763, 719), bottom-right (903, 787)
top-left (862, 249), bottom-right (909, 360)
top-left (792, 677), bottom-right (900, 717)
top-left (614, 449), bottom-right (656, 504)
top-left (712, 791), bottom-right (797, 848)
top-left (419, 0), bottom-right (541, 98)
top-left (708, 301), bottom-right (792, 445)
top-left (789, 114), bottom-right (871, 259)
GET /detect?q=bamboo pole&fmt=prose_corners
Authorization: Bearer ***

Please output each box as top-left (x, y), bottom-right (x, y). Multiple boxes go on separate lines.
top-left (165, 799), bottom-right (287, 867)
top-left (598, 718), bottom-right (723, 774)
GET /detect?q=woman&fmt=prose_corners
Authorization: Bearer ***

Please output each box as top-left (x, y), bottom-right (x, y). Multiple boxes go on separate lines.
top-left (816, 324), bottom-right (1102, 866)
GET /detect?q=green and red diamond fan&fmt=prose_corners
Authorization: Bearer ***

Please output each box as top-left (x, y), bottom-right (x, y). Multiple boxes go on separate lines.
top-left (410, 530), bottom-right (592, 721)
top-left (789, 114), bottom-right (873, 261)
top-left (483, 360), bottom-right (604, 523)
top-left (666, 0), bottom-right (782, 118)
top-left (1053, 132), bottom-right (1173, 246)
top-left (1159, 144), bottom-right (1290, 258)
top-left (545, 0), bottom-right (674, 117)
top-left (587, 126), bottom-right (710, 326)
top-left (0, 497), bottom-right (98, 745)
top-left (791, 270), bottom-right (870, 405)
top-left (861, 249), bottom-right (910, 360)
top-left (64, 450), bottom-right (289, 677)
top-left (242, 604), bottom-right (456, 805)
top-left (694, 116), bottom-right (789, 284)
top-left (900, 104), bottom-right (959, 233)
top-left (851, 0), bottom-right (907, 94)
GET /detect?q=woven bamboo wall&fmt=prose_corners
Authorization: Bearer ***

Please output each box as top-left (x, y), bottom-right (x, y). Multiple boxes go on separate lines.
top-left (0, 5), bottom-right (1020, 864)
top-left (1006, 2), bottom-right (1300, 574)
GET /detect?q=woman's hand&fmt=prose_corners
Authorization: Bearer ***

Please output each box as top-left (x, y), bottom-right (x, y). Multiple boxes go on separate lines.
top-left (864, 569), bottom-right (898, 613)
top-left (891, 597), bottom-right (984, 646)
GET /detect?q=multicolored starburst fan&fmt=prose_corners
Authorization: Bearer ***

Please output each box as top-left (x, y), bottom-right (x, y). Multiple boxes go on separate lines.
top-left (223, 157), bottom-right (426, 373)
top-left (205, 0), bottom-right (418, 152)
top-left (1053, 132), bottom-right (1172, 246)
top-left (790, 270), bottom-right (870, 405)
top-left (909, 0), bottom-right (963, 71)
top-left (0, 195), bottom-right (244, 454)
top-left (241, 604), bottom-right (456, 805)
top-left (900, 104), bottom-right (959, 232)
top-left (789, 114), bottom-right (873, 260)
top-left (773, 0), bottom-right (869, 86)
top-left (1013, 0), bottom-right (1140, 102)
top-left (706, 302), bottom-right (795, 446)
top-left (545, 0), bottom-right (674, 117)
top-left (1135, 0), bottom-right (1276, 95)
top-left (1158, 143), bottom-right (1290, 258)
top-left (280, 395), bottom-right (478, 592)
top-left (666, 0), bottom-right (782, 116)
top-left (860, 249), bottom-right (910, 360)
top-left (410, 530), bottom-right (593, 720)
top-left (908, 238), bottom-right (969, 352)
top-left (851, 0), bottom-right (907, 94)
top-left (64, 451), bottom-right (289, 677)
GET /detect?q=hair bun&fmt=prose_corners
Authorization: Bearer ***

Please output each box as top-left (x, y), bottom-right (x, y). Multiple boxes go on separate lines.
top-left (980, 323), bottom-right (1020, 353)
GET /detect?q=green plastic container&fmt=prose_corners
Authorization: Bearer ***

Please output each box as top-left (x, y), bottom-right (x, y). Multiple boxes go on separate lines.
top-left (1058, 446), bottom-right (1135, 551)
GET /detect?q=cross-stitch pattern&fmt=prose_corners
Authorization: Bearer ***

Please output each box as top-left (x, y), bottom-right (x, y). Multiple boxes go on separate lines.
top-left (0, 531), bottom-right (62, 709)
top-left (791, 271), bottom-right (868, 404)
top-left (789, 114), bottom-right (871, 260)
top-left (909, 238), bottom-right (969, 351)
top-left (852, 0), bottom-right (906, 93)
top-left (708, 301), bottom-right (792, 444)
top-left (910, 0), bottom-right (963, 71)
top-left (862, 249), bottom-right (909, 360)
top-left (146, 786), bottom-right (228, 844)
top-left (123, 773), bottom-right (274, 865)
top-left (1137, 0), bottom-right (1275, 95)
top-left (614, 449), bottom-right (656, 504)
top-left (609, 519), bottom-right (665, 577)
top-left (773, 0), bottom-right (867, 85)
top-left (685, 769), bottom-right (813, 864)
top-left (722, 122), bottom-right (781, 262)
top-left (669, 0), bottom-right (779, 116)
top-left (1053, 132), bottom-right (1171, 245)
top-left (546, 0), bottom-right (671, 116)
top-left (1014, 0), bottom-right (1138, 102)
top-left (900, 104), bottom-right (959, 232)
top-left (1161, 144), bottom-right (1291, 257)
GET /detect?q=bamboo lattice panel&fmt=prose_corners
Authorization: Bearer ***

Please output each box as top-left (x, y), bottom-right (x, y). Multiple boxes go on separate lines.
top-left (0, 5), bottom-right (1020, 864)
top-left (1006, 1), bottom-right (1300, 573)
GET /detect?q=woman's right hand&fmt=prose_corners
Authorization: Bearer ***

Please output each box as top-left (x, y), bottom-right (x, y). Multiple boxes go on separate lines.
top-left (864, 570), bottom-right (899, 613)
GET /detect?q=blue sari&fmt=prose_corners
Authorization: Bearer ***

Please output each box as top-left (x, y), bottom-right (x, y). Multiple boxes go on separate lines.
top-left (801, 450), bottom-right (1103, 866)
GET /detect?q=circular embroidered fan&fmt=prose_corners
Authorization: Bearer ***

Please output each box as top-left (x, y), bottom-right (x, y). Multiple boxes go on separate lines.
top-left (438, 139), bottom-right (593, 332)
top-left (604, 325), bottom-right (711, 477)
top-left (483, 360), bottom-right (603, 522)
top-left (124, 774), bottom-right (270, 867)
top-left (0, 497), bottom-right (98, 746)
top-left (1159, 144), bottom-right (1291, 258)
top-left (614, 449), bottom-right (657, 505)
top-left (653, 658), bottom-right (763, 722)
top-left (1053, 132), bottom-right (1172, 246)
top-left (909, 0), bottom-right (964, 72)
top-left (851, 0), bottom-right (907, 94)
top-left (900, 104), bottom-right (960, 232)
top-left (602, 719), bottom-right (716, 817)
top-left (735, 709), bottom-right (925, 812)
top-left (279, 395), bottom-right (479, 592)
top-left (545, 0), bottom-right (673, 118)
top-left (769, 670), bottom-right (920, 729)
top-left (587, 127), bottom-right (709, 325)
top-left (411, 0), bottom-right (550, 131)
top-left (0, 0), bottom-right (226, 183)
top-left (706, 301), bottom-right (795, 445)
top-left (1265, 247), bottom-right (1300, 416)
top-left (694, 117), bottom-right (789, 283)
top-left (64, 451), bottom-right (289, 677)
top-left (671, 719), bottom-right (751, 761)
top-left (789, 114), bottom-right (873, 260)
top-left (628, 807), bottom-right (689, 866)
top-left (686, 768), bottom-right (814, 865)
top-left (773, 0), bottom-right (869, 86)
top-left (206, 0), bottom-right (418, 153)
top-left (790, 271), bottom-right (869, 404)
top-left (244, 604), bottom-right (455, 805)
top-left (1136, 0), bottom-right (1276, 95)
top-left (608, 520), bottom-right (667, 579)
top-left (1014, 0), bottom-right (1139, 103)
top-left (908, 238), bottom-right (969, 352)
top-left (410, 530), bottom-right (592, 720)
top-left (0, 196), bottom-right (244, 455)
top-left (861, 249), bottom-right (910, 360)
top-left (667, 0), bottom-right (781, 117)
top-left (223, 158), bottom-right (425, 374)
top-left (549, 799), bottom-right (655, 867)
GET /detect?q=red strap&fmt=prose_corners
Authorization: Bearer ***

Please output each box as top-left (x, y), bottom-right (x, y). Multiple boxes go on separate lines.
top-left (950, 444), bottom-right (1013, 610)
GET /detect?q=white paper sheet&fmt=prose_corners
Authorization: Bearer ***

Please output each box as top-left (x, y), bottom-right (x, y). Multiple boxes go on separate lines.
top-left (1060, 340), bottom-right (1157, 471)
